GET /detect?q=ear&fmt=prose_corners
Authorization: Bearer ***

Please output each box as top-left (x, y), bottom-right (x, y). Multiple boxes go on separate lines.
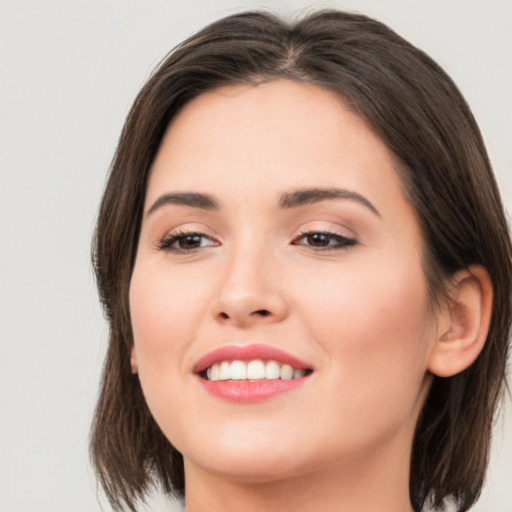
top-left (130, 345), bottom-right (138, 374)
top-left (428, 265), bottom-right (493, 378)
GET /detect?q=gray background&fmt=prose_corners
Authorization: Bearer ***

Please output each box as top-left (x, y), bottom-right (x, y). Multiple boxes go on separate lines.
top-left (0, 1), bottom-right (510, 511)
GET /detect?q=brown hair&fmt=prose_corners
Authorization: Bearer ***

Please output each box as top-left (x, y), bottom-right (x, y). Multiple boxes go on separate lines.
top-left (90, 10), bottom-right (512, 512)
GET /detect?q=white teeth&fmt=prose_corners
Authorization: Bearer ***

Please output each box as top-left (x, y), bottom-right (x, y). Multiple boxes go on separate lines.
top-left (265, 360), bottom-right (281, 379)
top-left (293, 368), bottom-right (306, 379)
top-left (230, 360), bottom-right (247, 380)
top-left (219, 361), bottom-right (230, 380)
top-left (206, 359), bottom-right (309, 381)
top-left (280, 364), bottom-right (294, 380)
top-left (247, 359), bottom-right (266, 380)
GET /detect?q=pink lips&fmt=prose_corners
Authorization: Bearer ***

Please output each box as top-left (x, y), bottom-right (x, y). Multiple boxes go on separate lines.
top-left (194, 344), bottom-right (313, 403)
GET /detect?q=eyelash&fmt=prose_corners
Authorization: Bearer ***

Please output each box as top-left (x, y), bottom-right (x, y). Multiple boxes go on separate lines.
top-left (156, 229), bottom-right (219, 253)
top-left (292, 230), bottom-right (357, 251)
top-left (157, 228), bottom-right (357, 254)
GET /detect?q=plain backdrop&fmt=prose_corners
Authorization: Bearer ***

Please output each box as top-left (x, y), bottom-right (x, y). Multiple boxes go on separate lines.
top-left (0, 1), bottom-right (510, 511)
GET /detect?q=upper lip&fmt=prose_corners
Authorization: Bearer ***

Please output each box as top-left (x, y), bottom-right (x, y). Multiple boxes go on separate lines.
top-left (193, 344), bottom-right (313, 374)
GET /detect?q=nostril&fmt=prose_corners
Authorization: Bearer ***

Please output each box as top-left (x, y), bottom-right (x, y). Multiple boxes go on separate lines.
top-left (215, 308), bottom-right (276, 323)
top-left (253, 309), bottom-right (271, 317)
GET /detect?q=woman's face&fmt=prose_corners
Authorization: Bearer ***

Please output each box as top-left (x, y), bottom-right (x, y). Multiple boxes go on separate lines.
top-left (130, 80), bottom-right (437, 484)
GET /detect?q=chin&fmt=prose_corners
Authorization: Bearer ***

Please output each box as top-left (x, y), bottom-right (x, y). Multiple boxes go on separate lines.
top-left (187, 449), bottom-right (307, 484)
top-left (178, 424), bottom-right (313, 483)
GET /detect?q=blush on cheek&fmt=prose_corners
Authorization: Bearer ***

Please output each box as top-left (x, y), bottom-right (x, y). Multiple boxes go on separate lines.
top-left (305, 258), bottom-right (431, 368)
top-left (129, 263), bottom-right (216, 407)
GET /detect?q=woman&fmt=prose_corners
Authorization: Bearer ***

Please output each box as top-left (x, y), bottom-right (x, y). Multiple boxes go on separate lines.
top-left (90, 10), bottom-right (511, 512)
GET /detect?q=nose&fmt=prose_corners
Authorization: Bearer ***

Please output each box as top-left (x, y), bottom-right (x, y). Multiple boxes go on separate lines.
top-left (211, 244), bottom-right (289, 328)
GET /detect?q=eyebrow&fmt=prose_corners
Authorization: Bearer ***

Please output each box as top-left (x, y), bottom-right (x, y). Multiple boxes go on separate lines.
top-left (278, 188), bottom-right (380, 216)
top-left (147, 192), bottom-right (219, 215)
top-left (147, 187), bottom-right (380, 217)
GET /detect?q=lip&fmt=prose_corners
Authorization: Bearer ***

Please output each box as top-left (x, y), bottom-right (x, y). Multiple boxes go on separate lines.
top-left (198, 378), bottom-right (307, 403)
top-left (193, 344), bottom-right (313, 374)
top-left (193, 344), bottom-right (313, 404)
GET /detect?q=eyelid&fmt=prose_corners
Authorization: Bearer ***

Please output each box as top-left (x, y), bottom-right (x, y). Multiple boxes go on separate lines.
top-left (155, 224), bottom-right (220, 253)
top-left (293, 230), bottom-right (356, 249)
top-left (291, 221), bottom-right (358, 251)
top-left (293, 220), bottom-right (356, 239)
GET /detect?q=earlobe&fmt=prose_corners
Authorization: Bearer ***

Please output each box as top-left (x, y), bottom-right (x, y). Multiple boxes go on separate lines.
top-left (130, 346), bottom-right (138, 374)
top-left (428, 265), bottom-right (493, 378)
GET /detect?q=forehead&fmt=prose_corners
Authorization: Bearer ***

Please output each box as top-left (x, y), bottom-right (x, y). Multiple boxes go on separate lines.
top-left (146, 80), bottom-right (406, 213)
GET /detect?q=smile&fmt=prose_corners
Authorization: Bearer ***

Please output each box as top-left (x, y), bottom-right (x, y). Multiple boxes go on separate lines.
top-left (194, 344), bottom-right (314, 403)
top-left (205, 359), bottom-right (309, 381)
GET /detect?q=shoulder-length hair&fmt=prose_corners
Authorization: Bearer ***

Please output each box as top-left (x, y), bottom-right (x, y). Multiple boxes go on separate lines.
top-left (91, 10), bottom-right (511, 512)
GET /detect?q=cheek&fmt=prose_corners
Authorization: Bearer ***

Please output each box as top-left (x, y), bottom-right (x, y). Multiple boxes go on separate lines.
top-left (128, 261), bottom-right (210, 441)
top-left (295, 253), bottom-right (433, 417)
top-left (308, 253), bottom-right (430, 349)
top-left (129, 261), bottom-right (210, 380)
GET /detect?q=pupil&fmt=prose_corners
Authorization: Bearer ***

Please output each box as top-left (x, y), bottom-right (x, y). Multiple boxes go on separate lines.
top-left (308, 233), bottom-right (329, 246)
top-left (180, 235), bottom-right (201, 248)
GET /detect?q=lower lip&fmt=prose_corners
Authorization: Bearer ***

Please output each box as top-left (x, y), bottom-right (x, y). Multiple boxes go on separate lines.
top-left (198, 377), bottom-right (308, 403)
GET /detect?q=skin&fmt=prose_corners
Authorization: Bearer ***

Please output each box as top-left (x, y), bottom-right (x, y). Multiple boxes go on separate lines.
top-left (129, 80), bottom-right (466, 512)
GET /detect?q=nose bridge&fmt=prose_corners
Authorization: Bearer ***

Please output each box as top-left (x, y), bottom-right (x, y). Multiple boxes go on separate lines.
top-left (212, 231), bottom-right (287, 326)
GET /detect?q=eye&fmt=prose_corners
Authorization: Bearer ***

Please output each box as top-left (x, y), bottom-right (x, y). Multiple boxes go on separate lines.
top-left (157, 230), bottom-right (219, 253)
top-left (292, 230), bottom-right (357, 251)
